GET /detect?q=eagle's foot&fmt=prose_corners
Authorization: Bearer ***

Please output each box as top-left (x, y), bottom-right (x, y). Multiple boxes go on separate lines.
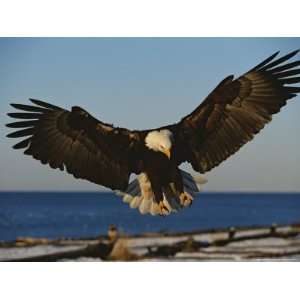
top-left (158, 201), bottom-right (170, 216)
top-left (179, 192), bottom-right (193, 207)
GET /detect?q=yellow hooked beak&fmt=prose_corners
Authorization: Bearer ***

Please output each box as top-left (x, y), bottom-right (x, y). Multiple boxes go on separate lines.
top-left (162, 148), bottom-right (171, 159)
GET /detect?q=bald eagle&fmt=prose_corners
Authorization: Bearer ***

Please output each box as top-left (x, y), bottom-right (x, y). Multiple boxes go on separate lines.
top-left (6, 50), bottom-right (300, 216)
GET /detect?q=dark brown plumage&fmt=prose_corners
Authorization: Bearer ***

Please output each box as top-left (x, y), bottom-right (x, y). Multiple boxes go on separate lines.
top-left (7, 100), bottom-right (144, 190)
top-left (174, 49), bottom-right (300, 173)
top-left (6, 50), bottom-right (300, 216)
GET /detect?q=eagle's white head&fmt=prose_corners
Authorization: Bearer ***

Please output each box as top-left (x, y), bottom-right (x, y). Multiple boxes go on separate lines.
top-left (145, 129), bottom-right (173, 159)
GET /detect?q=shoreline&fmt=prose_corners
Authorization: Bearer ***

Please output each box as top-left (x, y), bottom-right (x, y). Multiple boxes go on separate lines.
top-left (1, 223), bottom-right (300, 261)
top-left (2, 221), bottom-right (300, 244)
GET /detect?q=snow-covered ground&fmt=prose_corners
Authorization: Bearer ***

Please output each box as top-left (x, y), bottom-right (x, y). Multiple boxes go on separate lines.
top-left (1, 225), bottom-right (300, 261)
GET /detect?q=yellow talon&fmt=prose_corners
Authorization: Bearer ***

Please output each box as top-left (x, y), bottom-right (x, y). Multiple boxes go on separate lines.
top-left (158, 201), bottom-right (170, 216)
top-left (179, 192), bottom-right (193, 207)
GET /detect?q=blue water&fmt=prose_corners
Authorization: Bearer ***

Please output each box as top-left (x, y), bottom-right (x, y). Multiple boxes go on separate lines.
top-left (0, 192), bottom-right (300, 241)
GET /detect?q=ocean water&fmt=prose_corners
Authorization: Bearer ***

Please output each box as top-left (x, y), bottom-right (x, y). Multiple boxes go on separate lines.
top-left (0, 192), bottom-right (300, 241)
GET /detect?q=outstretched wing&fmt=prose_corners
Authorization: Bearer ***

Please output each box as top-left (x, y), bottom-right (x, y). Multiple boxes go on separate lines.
top-left (175, 50), bottom-right (300, 173)
top-left (6, 99), bottom-right (142, 190)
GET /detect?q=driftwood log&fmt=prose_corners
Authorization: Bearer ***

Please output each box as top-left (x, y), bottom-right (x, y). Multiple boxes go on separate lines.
top-left (144, 226), bottom-right (300, 259)
top-left (2, 224), bottom-right (300, 261)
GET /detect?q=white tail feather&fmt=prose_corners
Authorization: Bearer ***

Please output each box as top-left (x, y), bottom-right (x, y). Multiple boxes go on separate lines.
top-left (139, 197), bottom-right (152, 214)
top-left (116, 170), bottom-right (207, 216)
top-left (129, 196), bottom-right (141, 208)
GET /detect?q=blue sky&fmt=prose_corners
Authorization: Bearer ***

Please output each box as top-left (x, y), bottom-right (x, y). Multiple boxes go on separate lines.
top-left (1, 38), bottom-right (300, 191)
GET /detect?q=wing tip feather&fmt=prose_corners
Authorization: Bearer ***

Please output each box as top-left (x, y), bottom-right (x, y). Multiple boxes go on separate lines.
top-left (29, 98), bottom-right (62, 110)
top-left (249, 49), bottom-right (300, 73)
top-left (249, 51), bottom-right (280, 72)
top-left (260, 49), bottom-right (300, 71)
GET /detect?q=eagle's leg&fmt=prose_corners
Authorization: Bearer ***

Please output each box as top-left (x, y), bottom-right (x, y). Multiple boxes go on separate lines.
top-left (173, 168), bottom-right (193, 207)
top-left (151, 182), bottom-right (170, 215)
top-left (147, 172), bottom-right (170, 215)
top-left (158, 201), bottom-right (169, 216)
top-left (179, 192), bottom-right (193, 207)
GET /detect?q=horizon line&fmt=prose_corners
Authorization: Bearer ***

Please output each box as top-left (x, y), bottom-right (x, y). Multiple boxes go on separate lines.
top-left (1, 190), bottom-right (300, 194)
